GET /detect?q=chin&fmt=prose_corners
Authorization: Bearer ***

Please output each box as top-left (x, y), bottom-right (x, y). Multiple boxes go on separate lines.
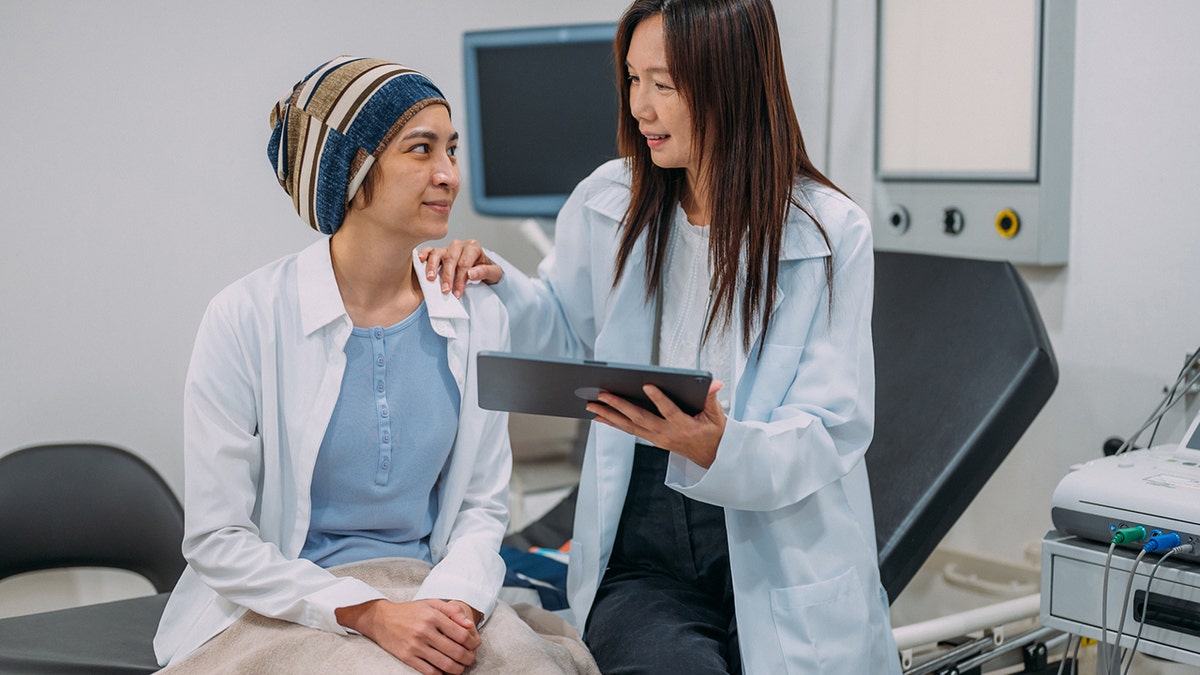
top-left (649, 155), bottom-right (685, 170)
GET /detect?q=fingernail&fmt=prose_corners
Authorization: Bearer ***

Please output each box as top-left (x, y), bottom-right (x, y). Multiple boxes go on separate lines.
top-left (442, 284), bottom-right (450, 293)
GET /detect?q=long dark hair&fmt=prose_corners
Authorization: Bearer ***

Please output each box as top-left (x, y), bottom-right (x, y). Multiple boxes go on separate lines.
top-left (612, 0), bottom-right (840, 351)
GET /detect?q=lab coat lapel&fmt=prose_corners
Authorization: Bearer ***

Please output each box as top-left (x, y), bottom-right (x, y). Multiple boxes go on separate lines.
top-left (730, 276), bottom-right (781, 421)
top-left (594, 232), bottom-right (655, 365)
top-left (589, 230), bottom-right (653, 570)
top-left (412, 250), bottom-right (469, 397)
top-left (731, 204), bottom-right (828, 418)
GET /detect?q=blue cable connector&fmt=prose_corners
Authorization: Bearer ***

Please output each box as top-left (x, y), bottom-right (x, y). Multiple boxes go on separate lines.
top-left (1144, 532), bottom-right (1182, 552)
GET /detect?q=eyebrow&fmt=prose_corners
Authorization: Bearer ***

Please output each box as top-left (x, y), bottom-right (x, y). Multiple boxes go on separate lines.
top-left (400, 129), bottom-right (459, 142)
top-left (625, 60), bottom-right (670, 76)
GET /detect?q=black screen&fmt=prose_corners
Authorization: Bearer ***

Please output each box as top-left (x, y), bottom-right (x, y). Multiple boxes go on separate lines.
top-left (475, 41), bottom-right (619, 198)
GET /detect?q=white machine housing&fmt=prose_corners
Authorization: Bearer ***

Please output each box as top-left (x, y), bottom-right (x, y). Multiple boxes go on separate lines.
top-left (1041, 531), bottom-right (1200, 666)
top-left (1050, 444), bottom-right (1200, 561)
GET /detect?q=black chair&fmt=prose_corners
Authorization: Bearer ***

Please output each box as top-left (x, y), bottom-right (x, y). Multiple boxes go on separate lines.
top-left (867, 251), bottom-right (1058, 602)
top-left (0, 443), bottom-right (184, 674)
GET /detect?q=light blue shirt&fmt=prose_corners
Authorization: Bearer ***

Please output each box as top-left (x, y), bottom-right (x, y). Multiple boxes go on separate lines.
top-left (301, 302), bottom-right (460, 568)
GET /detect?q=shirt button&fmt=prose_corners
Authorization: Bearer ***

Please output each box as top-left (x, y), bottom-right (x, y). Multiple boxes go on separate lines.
top-left (382, 434), bottom-right (390, 443)
top-left (374, 328), bottom-right (383, 338)
top-left (381, 408), bottom-right (389, 418)
top-left (377, 357), bottom-right (385, 367)
top-left (381, 459), bottom-right (390, 470)
top-left (376, 382), bottom-right (385, 393)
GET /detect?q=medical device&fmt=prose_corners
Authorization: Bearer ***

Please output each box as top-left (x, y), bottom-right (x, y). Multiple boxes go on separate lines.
top-left (1049, 396), bottom-right (1200, 562)
top-left (1049, 442), bottom-right (1200, 564)
top-left (462, 23), bottom-right (619, 220)
top-left (1041, 531), bottom-right (1200, 668)
top-left (873, 0), bottom-right (1076, 265)
top-left (1041, 401), bottom-right (1200, 668)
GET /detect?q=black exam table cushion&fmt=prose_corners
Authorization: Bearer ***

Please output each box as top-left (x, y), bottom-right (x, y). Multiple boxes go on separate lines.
top-left (0, 592), bottom-right (168, 674)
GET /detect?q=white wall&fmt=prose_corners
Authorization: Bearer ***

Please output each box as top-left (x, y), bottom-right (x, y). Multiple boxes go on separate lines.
top-left (0, 0), bottom-right (617, 484)
top-left (3, 0), bottom-right (1199, 616)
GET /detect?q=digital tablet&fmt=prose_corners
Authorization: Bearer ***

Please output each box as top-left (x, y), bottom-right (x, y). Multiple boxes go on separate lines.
top-left (477, 351), bottom-right (713, 420)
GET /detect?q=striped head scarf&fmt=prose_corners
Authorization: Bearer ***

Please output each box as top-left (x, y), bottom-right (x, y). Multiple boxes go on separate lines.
top-left (267, 56), bottom-right (448, 234)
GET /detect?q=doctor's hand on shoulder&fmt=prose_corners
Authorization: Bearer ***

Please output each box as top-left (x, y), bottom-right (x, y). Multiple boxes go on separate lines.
top-left (589, 381), bottom-right (727, 469)
top-left (419, 240), bottom-right (503, 299)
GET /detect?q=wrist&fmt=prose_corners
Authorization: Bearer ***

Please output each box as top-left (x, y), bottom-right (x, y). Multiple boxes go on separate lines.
top-left (336, 598), bottom-right (384, 634)
top-left (450, 599), bottom-right (483, 625)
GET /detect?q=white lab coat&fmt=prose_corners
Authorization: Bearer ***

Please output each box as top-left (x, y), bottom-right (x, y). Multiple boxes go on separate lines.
top-left (154, 240), bottom-right (512, 666)
top-left (491, 160), bottom-right (901, 673)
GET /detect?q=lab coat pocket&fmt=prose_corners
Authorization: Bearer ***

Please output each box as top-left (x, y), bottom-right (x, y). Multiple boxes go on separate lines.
top-left (769, 566), bottom-right (870, 674)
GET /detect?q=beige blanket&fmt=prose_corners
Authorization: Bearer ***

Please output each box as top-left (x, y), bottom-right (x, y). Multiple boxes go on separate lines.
top-left (160, 558), bottom-right (599, 674)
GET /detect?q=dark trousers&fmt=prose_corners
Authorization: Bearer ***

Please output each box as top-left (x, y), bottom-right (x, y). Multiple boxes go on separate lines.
top-left (584, 445), bottom-right (740, 675)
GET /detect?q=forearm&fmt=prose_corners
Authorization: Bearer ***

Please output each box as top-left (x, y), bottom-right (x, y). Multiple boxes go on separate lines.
top-left (489, 251), bottom-right (592, 358)
top-left (183, 524), bottom-right (385, 631)
top-left (665, 412), bottom-right (867, 511)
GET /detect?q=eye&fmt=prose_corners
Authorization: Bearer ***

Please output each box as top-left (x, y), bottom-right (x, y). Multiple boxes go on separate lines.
top-left (447, 145), bottom-right (458, 158)
top-left (655, 82), bottom-right (674, 92)
top-left (626, 73), bottom-right (640, 84)
top-left (411, 143), bottom-right (430, 154)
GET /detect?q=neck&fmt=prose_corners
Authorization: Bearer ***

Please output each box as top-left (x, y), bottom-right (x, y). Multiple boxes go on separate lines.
top-left (682, 168), bottom-right (710, 226)
top-left (328, 221), bottom-right (424, 327)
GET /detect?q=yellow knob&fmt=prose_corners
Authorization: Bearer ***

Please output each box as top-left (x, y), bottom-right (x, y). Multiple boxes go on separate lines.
top-left (995, 209), bottom-right (1020, 239)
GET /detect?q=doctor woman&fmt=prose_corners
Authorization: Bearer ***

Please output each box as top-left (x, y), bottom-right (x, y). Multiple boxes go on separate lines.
top-left (155, 57), bottom-right (511, 675)
top-left (423, 0), bottom-right (901, 672)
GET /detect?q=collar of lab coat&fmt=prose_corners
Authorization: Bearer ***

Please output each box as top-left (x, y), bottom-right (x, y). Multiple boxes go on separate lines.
top-left (295, 237), bottom-right (469, 337)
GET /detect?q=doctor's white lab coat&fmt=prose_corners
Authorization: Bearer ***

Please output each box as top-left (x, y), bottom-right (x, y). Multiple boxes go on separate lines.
top-left (491, 160), bottom-right (902, 674)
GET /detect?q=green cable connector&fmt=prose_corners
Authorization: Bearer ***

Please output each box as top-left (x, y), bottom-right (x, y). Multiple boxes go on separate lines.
top-left (1111, 525), bottom-right (1148, 544)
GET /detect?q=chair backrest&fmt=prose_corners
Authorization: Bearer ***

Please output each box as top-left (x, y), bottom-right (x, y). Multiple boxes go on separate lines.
top-left (0, 443), bottom-right (185, 593)
top-left (868, 251), bottom-right (1058, 602)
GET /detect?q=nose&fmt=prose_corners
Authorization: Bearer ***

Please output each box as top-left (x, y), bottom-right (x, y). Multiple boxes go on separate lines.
top-left (628, 82), bottom-right (652, 123)
top-left (433, 154), bottom-right (460, 191)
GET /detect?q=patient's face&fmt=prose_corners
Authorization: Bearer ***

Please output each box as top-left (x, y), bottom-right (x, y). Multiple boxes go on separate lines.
top-left (351, 104), bottom-right (460, 244)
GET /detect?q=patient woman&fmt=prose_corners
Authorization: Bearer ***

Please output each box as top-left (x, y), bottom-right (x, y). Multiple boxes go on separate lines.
top-left (153, 57), bottom-right (512, 675)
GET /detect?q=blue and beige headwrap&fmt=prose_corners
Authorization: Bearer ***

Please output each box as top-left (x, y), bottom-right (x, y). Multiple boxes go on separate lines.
top-left (267, 56), bottom-right (448, 234)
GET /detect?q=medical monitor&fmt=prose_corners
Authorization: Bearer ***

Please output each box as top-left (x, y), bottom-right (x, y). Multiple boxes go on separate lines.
top-left (462, 23), bottom-right (620, 218)
top-left (873, 0), bottom-right (1076, 265)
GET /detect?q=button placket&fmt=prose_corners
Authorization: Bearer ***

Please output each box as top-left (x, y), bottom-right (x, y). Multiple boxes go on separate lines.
top-left (372, 327), bottom-right (393, 485)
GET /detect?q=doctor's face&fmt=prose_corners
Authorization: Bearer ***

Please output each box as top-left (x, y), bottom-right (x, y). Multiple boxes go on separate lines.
top-left (625, 14), bottom-right (697, 180)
